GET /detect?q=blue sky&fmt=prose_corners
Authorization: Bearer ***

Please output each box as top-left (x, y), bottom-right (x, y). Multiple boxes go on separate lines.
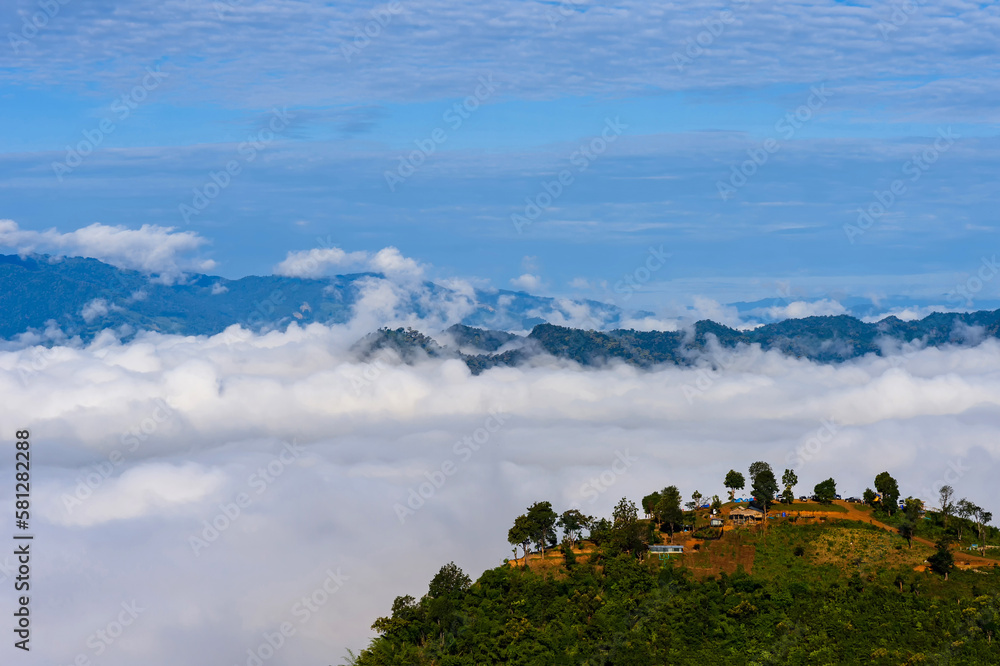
top-left (1, 0), bottom-right (999, 313)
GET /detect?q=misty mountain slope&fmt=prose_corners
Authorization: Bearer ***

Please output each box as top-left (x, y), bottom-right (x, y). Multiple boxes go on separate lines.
top-left (0, 254), bottom-right (628, 340)
top-left (369, 313), bottom-right (1000, 374)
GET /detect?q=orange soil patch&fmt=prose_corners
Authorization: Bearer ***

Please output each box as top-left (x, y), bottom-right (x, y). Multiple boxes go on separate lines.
top-left (679, 530), bottom-right (756, 578)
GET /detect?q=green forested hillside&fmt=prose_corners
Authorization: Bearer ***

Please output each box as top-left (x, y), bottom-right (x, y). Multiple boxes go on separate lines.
top-left (349, 520), bottom-right (1000, 665)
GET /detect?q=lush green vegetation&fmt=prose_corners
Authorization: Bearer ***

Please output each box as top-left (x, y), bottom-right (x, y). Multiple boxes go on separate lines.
top-left (346, 466), bottom-right (1000, 665)
top-left (348, 522), bottom-right (1000, 665)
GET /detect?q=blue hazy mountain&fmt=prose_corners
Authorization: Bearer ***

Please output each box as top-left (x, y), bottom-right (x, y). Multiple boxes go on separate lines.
top-left (0, 254), bottom-right (629, 340)
top-left (5, 254), bottom-right (1000, 372)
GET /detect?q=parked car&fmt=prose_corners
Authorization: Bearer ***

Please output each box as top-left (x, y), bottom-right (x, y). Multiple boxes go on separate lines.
top-left (798, 496), bottom-right (808, 501)
top-left (834, 494), bottom-right (842, 500)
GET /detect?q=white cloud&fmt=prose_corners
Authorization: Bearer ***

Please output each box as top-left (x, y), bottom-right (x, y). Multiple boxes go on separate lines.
top-left (40, 462), bottom-right (227, 527)
top-left (273, 245), bottom-right (423, 281)
top-left (369, 247), bottom-right (424, 280)
top-left (273, 247), bottom-right (368, 278)
top-left (0, 220), bottom-right (214, 284)
top-left (510, 273), bottom-right (543, 291)
top-left (762, 298), bottom-right (848, 320)
top-left (5, 322), bottom-right (1000, 665)
top-left (81, 298), bottom-right (112, 323)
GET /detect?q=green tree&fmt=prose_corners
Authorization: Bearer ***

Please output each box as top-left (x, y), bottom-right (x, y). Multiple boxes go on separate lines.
top-left (813, 478), bottom-right (836, 505)
top-left (641, 491), bottom-right (660, 518)
top-left (609, 497), bottom-right (645, 557)
top-left (938, 484), bottom-right (955, 527)
top-left (874, 471), bottom-right (900, 515)
top-left (428, 561), bottom-right (471, 598)
top-left (557, 509), bottom-right (591, 549)
top-left (899, 497), bottom-right (922, 548)
top-left (507, 514), bottom-right (533, 567)
top-left (657, 486), bottom-right (684, 539)
top-left (863, 487), bottom-right (877, 506)
top-left (526, 501), bottom-right (558, 559)
top-left (781, 468), bottom-right (798, 504)
top-left (724, 469), bottom-right (745, 501)
top-left (710, 494), bottom-right (722, 512)
top-left (928, 536), bottom-right (955, 580)
top-left (690, 490), bottom-right (703, 511)
top-left (750, 464), bottom-right (778, 519)
top-left (976, 508), bottom-right (993, 551)
top-left (957, 498), bottom-right (977, 541)
top-left (748, 461), bottom-right (771, 485)
top-left (426, 562), bottom-right (471, 643)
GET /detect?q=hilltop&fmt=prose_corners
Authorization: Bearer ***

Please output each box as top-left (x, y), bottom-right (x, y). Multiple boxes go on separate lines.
top-left (345, 470), bottom-right (1000, 665)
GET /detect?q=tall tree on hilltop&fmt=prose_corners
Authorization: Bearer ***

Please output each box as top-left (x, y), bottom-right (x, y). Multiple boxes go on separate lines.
top-left (748, 461), bottom-right (772, 485)
top-left (507, 514), bottom-right (533, 567)
top-left (957, 498), bottom-right (977, 541)
top-left (899, 497), bottom-right (922, 548)
top-left (557, 509), bottom-right (591, 549)
top-left (526, 501), bottom-right (558, 559)
top-left (874, 471), bottom-right (900, 516)
top-left (781, 468), bottom-right (798, 504)
top-left (641, 491), bottom-right (660, 518)
top-left (657, 486), bottom-right (684, 540)
top-left (938, 485), bottom-right (955, 527)
top-left (814, 478), bottom-right (837, 505)
top-left (750, 463), bottom-right (778, 525)
top-left (724, 469), bottom-right (745, 501)
top-left (976, 507), bottom-right (993, 552)
top-left (610, 497), bottom-right (645, 557)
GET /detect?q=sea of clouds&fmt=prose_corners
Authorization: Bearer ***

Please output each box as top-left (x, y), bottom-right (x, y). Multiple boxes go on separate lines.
top-left (2, 309), bottom-right (1000, 665)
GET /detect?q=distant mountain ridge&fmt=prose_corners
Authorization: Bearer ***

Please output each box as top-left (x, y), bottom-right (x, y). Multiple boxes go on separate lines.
top-left (3, 254), bottom-right (1000, 371)
top-left (366, 308), bottom-right (1000, 373)
top-left (0, 253), bottom-right (625, 340)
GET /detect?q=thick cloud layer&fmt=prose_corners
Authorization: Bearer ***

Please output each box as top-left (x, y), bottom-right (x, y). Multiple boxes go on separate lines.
top-left (0, 220), bottom-right (214, 283)
top-left (2, 321), bottom-right (999, 664)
